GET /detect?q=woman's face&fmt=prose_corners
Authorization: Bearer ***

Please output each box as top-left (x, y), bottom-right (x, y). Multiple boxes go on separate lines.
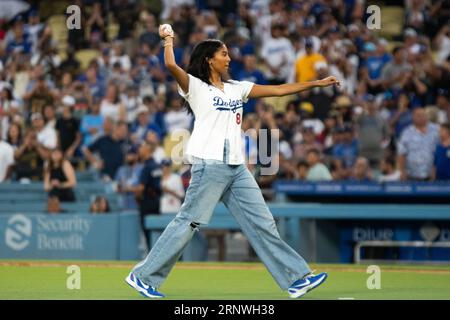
top-left (208, 45), bottom-right (231, 76)
top-left (8, 124), bottom-right (20, 140)
top-left (51, 150), bottom-right (63, 163)
top-left (106, 85), bottom-right (117, 100)
top-left (62, 72), bottom-right (72, 86)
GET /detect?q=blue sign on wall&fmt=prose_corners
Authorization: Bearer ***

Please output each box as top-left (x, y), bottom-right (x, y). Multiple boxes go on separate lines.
top-left (0, 212), bottom-right (141, 260)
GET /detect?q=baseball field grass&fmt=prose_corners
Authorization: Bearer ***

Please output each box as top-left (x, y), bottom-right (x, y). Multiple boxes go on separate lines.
top-left (1, 260), bottom-right (450, 300)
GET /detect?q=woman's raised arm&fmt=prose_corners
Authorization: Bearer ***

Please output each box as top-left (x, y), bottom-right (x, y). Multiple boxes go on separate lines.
top-left (159, 24), bottom-right (189, 93)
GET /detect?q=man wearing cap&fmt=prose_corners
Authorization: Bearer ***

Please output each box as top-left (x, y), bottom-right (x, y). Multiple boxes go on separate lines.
top-left (55, 96), bottom-right (81, 160)
top-left (361, 41), bottom-right (391, 95)
top-left (84, 121), bottom-right (128, 180)
top-left (294, 37), bottom-right (327, 83)
top-left (131, 142), bottom-right (163, 246)
top-left (130, 105), bottom-right (164, 145)
top-left (14, 112), bottom-right (56, 180)
top-left (115, 147), bottom-right (144, 210)
top-left (381, 46), bottom-right (413, 90)
top-left (356, 95), bottom-right (390, 170)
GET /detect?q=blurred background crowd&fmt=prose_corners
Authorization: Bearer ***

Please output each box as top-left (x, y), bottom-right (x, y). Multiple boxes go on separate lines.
top-left (0, 0), bottom-right (450, 214)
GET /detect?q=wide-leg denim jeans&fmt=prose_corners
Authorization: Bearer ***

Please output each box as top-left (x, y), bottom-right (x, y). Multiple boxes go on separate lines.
top-left (132, 158), bottom-right (311, 290)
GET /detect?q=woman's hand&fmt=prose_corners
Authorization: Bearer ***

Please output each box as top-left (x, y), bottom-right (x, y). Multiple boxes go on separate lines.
top-left (317, 76), bottom-right (340, 87)
top-left (159, 24), bottom-right (174, 39)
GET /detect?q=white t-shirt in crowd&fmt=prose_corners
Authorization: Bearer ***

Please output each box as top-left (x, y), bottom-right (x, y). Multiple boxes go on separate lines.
top-left (160, 173), bottom-right (185, 214)
top-left (178, 74), bottom-right (254, 164)
top-left (260, 37), bottom-right (295, 81)
top-left (37, 126), bottom-right (57, 149)
top-left (164, 109), bottom-right (193, 134)
top-left (0, 141), bottom-right (15, 182)
top-left (100, 100), bottom-right (122, 122)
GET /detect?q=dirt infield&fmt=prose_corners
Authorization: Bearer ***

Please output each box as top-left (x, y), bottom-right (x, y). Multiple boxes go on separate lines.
top-left (1, 260), bottom-right (450, 275)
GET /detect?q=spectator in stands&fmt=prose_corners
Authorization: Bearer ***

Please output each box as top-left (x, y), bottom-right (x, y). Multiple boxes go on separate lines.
top-left (139, 13), bottom-right (160, 49)
top-left (292, 126), bottom-right (323, 162)
top-left (86, 1), bottom-right (106, 47)
top-left (44, 149), bottom-right (76, 202)
top-left (131, 142), bottom-right (162, 244)
top-left (144, 130), bottom-right (166, 164)
top-left (305, 148), bottom-right (332, 181)
top-left (331, 124), bottom-right (358, 179)
top-left (389, 92), bottom-right (413, 139)
top-left (296, 160), bottom-right (309, 180)
top-left (43, 104), bottom-right (57, 130)
top-left (356, 94), bottom-right (390, 170)
top-left (6, 122), bottom-right (23, 150)
top-left (84, 121), bottom-right (128, 181)
top-left (14, 113), bottom-right (55, 181)
top-left (260, 22), bottom-right (295, 85)
top-left (160, 158), bottom-right (185, 214)
top-left (23, 74), bottom-right (56, 117)
top-left (90, 195), bottom-right (111, 214)
top-left (100, 82), bottom-right (126, 122)
top-left (0, 130), bottom-right (14, 182)
top-left (47, 195), bottom-right (65, 214)
top-left (5, 17), bottom-right (32, 55)
top-left (130, 105), bottom-right (163, 145)
top-left (294, 37), bottom-right (327, 83)
top-left (398, 107), bottom-right (440, 181)
top-left (236, 53), bottom-right (267, 115)
top-left (379, 156), bottom-right (401, 182)
top-left (115, 147), bottom-right (144, 210)
top-left (350, 157), bottom-right (373, 182)
top-left (432, 123), bottom-right (450, 181)
top-left (56, 96), bottom-right (81, 161)
top-left (360, 42), bottom-right (390, 95)
top-left (163, 94), bottom-right (193, 135)
top-left (381, 46), bottom-right (412, 91)
top-left (435, 88), bottom-right (450, 124)
top-left (80, 100), bottom-right (104, 148)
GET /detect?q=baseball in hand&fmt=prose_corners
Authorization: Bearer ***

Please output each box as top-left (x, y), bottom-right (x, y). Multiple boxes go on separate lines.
top-left (159, 24), bottom-right (174, 38)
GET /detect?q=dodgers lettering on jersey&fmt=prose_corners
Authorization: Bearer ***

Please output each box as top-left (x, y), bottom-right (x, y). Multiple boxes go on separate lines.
top-left (212, 96), bottom-right (244, 113)
top-left (178, 74), bottom-right (254, 164)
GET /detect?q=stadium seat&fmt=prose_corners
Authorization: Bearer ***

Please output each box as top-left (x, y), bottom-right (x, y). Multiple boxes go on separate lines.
top-left (75, 49), bottom-right (101, 70)
top-left (379, 6), bottom-right (405, 39)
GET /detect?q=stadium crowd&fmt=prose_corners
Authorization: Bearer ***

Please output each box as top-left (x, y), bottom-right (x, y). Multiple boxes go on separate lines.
top-left (0, 0), bottom-right (450, 215)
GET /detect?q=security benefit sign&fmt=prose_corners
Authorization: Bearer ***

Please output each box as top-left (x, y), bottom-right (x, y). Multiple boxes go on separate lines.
top-left (0, 214), bottom-right (119, 259)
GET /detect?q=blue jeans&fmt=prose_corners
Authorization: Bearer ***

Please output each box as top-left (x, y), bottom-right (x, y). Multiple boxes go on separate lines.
top-left (132, 158), bottom-right (311, 290)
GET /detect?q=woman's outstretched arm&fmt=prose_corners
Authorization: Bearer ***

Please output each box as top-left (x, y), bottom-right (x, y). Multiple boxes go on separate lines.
top-left (159, 24), bottom-right (189, 93)
top-left (248, 76), bottom-right (340, 98)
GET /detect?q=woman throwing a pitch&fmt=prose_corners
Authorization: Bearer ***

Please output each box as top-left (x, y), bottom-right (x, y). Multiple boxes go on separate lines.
top-left (126, 24), bottom-right (340, 299)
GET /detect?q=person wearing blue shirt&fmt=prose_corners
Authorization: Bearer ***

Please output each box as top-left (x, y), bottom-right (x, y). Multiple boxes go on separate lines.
top-left (332, 125), bottom-right (359, 172)
top-left (115, 148), bottom-right (144, 210)
top-left (433, 123), bottom-right (450, 181)
top-left (131, 142), bottom-right (163, 246)
top-left (84, 121), bottom-right (128, 180)
top-left (130, 105), bottom-right (164, 144)
top-left (237, 53), bottom-right (267, 115)
top-left (80, 102), bottom-right (104, 147)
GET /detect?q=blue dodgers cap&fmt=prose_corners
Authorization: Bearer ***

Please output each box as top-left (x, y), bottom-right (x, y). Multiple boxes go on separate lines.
top-left (304, 37), bottom-right (314, 48)
top-left (161, 158), bottom-right (172, 166)
top-left (364, 94), bottom-right (375, 102)
top-left (364, 42), bottom-right (376, 52)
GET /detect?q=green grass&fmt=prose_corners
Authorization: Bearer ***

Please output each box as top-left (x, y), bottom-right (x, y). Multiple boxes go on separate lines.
top-left (0, 261), bottom-right (450, 300)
